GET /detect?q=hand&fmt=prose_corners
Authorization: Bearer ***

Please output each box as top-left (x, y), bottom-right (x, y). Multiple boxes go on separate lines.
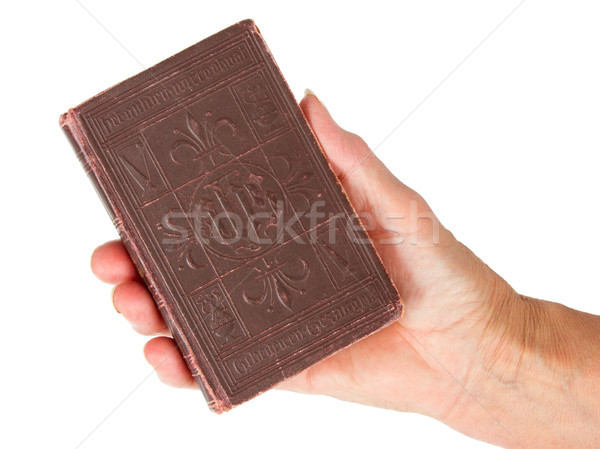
top-left (91, 92), bottom-right (600, 448)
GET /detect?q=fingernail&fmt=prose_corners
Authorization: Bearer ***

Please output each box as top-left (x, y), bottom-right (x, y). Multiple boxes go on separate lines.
top-left (111, 286), bottom-right (121, 313)
top-left (304, 88), bottom-right (328, 111)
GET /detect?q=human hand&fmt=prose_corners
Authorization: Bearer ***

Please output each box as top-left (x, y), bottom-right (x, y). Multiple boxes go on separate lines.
top-left (91, 92), bottom-right (600, 448)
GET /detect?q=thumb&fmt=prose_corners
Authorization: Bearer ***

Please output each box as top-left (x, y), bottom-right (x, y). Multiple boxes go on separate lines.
top-left (299, 90), bottom-right (373, 180)
top-left (299, 90), bottom-right (440, 247)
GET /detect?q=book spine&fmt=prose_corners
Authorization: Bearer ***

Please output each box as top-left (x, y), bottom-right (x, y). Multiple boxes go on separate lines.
top-left (59, 110), bottom-right (228, 413)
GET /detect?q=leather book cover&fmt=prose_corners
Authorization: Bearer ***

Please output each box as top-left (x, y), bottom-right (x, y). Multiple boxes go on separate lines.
top-left (60, 19), bottom-right (402, 413)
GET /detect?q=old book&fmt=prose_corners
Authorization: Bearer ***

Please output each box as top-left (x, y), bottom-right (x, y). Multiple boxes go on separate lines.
top-left (60, 19), bottom-right (402, 412)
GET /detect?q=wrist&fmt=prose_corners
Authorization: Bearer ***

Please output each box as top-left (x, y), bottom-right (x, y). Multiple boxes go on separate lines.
top-left (449, 291), bottom-right (600, 448)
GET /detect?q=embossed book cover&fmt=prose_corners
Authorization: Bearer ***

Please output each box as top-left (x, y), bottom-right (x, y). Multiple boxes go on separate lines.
top-left (60, 19), bottom-right (402, 412)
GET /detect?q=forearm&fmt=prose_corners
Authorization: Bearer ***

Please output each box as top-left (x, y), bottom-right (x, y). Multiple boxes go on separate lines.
top-left (453, 294), bottom-right (600, 448)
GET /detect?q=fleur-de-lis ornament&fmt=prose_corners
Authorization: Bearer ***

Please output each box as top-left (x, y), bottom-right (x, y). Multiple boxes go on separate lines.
top-left (170, 111), bottom-right (236, 164)
top-left (273, 152), bottom-right (317, 206)
top-left (243, 258), bottom-right (309, 313)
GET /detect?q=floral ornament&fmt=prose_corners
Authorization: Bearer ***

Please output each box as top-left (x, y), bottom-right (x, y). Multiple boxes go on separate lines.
top-left (272, 150), bottom-right (319, 209)
top-left (157, 208), bottom-right (205, 272)
top-left (170, 111), bottom-right (236, 164)
top-left (243, 257), bottom-right (309, 313)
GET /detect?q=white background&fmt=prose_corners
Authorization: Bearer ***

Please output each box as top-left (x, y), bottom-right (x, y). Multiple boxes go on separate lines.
top-left (1, 1), bottom-right (599, 448)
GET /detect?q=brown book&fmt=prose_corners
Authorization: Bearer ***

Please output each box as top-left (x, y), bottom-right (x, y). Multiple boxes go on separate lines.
top-left (60, 19), bottom-right (402, 413)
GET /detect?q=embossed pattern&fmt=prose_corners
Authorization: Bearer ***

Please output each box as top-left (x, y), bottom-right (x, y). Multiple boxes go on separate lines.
top-left (60, 19), bottom-right (402, 412)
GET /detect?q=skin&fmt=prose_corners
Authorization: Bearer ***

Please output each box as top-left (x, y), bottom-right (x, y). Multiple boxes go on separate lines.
top-left (91, 92), bottom-right (600, 448)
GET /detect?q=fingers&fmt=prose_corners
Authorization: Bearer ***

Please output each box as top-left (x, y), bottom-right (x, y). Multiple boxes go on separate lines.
top-left (91, 240), bottom-right (138, 284)
top-left (92, 240), bottom-right (167, 335)
top-left (144, 336), bottom-right (197, 389)
top-left (91, 242), bottom-right (193, 389)
top-left (112, 280), bottom-right (169, 336)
